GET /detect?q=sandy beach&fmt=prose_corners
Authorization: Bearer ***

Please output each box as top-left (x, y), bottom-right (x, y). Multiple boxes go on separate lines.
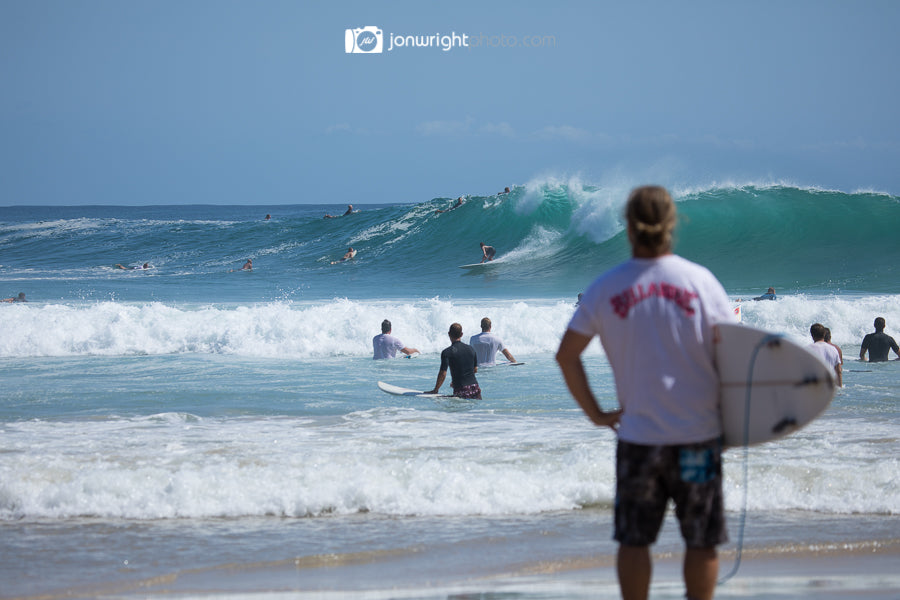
top-left (6, 511), bottom-right (897, 600)
top-left (14, 538), bottom-right (898, 600)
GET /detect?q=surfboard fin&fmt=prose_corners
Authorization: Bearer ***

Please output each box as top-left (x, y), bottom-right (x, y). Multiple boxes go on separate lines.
top-left (795, 374), bottom-right (834, 389)
top-left (771, 417), bottom-right (798, 434)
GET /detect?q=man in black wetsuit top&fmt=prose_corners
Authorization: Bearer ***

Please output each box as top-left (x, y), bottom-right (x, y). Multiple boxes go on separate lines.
top-left (427, 322), bottom-right (481, 399)
top-left (859, 317), bottom-right (900, 362)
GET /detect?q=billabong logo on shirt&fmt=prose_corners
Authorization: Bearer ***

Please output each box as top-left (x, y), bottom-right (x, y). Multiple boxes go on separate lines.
top-left (610, 283), bottom-right (698, 318)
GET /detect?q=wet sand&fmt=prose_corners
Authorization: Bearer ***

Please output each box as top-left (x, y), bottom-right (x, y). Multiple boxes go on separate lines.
top-left (11, 527), bottom-right (897, 600)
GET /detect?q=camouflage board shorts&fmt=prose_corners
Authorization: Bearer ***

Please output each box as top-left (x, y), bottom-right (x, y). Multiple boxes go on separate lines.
top-left (614, 438), bottom-right (727, 549)
top-left (453, 383), bottom-right (482, 399)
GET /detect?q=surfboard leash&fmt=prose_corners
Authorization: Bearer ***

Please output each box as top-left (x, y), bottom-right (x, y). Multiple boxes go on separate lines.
top-left (718, 333), bottom-right (784, 585)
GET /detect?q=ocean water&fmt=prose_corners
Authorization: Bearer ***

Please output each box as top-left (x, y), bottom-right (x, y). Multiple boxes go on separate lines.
top-left (1, 181), bottom-right (899, 599)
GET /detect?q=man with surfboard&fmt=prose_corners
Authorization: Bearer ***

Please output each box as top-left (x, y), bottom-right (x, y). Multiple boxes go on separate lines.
top-left (426, 322), bottom-right (481, 399)
top-left (556, 185), bottom-right (733, 600)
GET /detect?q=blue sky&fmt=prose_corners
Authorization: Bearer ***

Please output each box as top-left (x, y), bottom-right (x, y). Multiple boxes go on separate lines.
top-left (1, 1), bottom-right (898, 205)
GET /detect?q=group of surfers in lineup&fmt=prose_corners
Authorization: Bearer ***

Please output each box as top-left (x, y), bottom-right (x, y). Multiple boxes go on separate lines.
top-left (31, 196), bottom-right (501, 275)
top-left (255, 192), bottom-right (507, 269)
top-left (115, 187), bottom-right (512, 272)
top-left (740, 287), bottom-right (899, 387)
top-left (372, 317), bottom-right (516, 400)
top-left (743, 287), bottom-right (847, 386)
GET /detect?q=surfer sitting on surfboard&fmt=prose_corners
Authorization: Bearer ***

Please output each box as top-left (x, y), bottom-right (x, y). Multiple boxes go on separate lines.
top-left (556, 185), bottom-right (734, 600)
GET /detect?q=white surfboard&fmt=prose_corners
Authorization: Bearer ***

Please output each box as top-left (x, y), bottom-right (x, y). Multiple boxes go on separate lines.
top-left (479, 361), bottom-right (526, 367)
top-left (458, 261), bottom-right (500, 269)
top-left (716, 323), bottom-right (836, 447)
top-left (377, 381), bottom-right (445, 398)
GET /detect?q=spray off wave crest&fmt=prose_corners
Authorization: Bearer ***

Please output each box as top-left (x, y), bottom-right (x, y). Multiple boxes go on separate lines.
top-left (444, 177), bottom-right (900, 293)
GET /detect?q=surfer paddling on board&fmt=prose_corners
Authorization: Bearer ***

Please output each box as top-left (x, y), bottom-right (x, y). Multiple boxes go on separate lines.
top-left (2, 292), bottom-right (27, 303)
top-left (470, 317), bottom-right (516, 365)
top-left (373, 319), bottom-right (419, 359)
top-left (116, 263), bottom-right (150, 270)
top-left (331, 247), bottom-right (357, 264)
top-left (229, 259), bottom-right (252, 272)
top-left (426, 322), bottom-right (481, 399)
top-left (324, 204), bottom-right (355, 218)
top-left (808, 323), bottom-right (843, 386)
top-left (436, 197), bottom-right (464, 213)
top-left (752, 287), bottom-right (777, 301)
top-left (859, 317), bottom-right (900, 362)
top-left (479, 242), bottom-right (496, 263)
top-left (556, 185), bottom-right (734, 600)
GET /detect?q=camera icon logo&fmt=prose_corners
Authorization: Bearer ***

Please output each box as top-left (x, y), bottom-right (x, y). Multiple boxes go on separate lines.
top-left (345, 26), bottom-right (383, 54)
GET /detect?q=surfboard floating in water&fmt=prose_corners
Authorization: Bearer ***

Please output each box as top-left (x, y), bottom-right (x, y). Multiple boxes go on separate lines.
top-left (716, 323), bottom-right (836, 447)
top-left (479, 361), bottom-right (526, 367)
top-left (377, 381), bottom-right (446, 398)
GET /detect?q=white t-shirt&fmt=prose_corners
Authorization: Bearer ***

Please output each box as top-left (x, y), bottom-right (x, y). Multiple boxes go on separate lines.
top-left (808, 341), bottom-right (841, 369)
top-left (567, 254), bottom-right (734, 445)
top-left (469, 331), bottom-right (506, 365)
top-left (372, 333), bottom-right (404, 359)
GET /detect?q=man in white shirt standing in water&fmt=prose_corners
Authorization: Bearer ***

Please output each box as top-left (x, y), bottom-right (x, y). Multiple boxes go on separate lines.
top-left (469, 317), bottom-right (516, 365)
top-left (372, 319), bottom-right (418, 359)
top-left (808, 322), bottom-right (843, 386)
top-left (556, 185), bottom-right (734, 600)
